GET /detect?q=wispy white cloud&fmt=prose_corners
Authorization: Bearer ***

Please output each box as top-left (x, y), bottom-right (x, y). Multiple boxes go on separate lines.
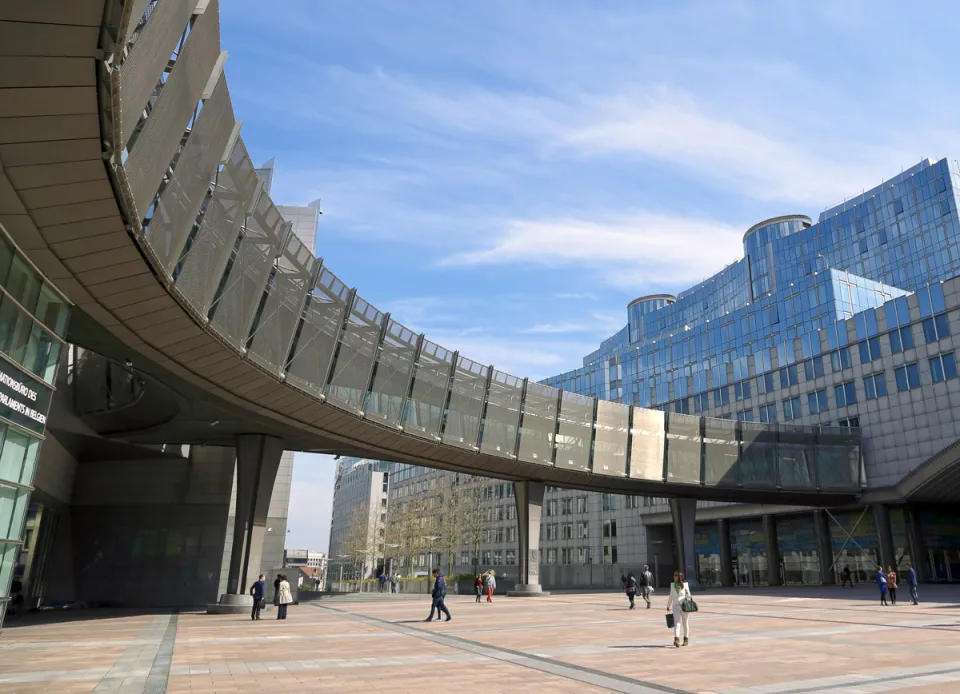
top-left (440, 212), bottom-right (744, 290)
top-left (521, 322), bottom-right (590, 335)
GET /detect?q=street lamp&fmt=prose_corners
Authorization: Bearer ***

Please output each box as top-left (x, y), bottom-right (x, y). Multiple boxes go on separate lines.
top-left (384, 543), bottom-right (400, 579)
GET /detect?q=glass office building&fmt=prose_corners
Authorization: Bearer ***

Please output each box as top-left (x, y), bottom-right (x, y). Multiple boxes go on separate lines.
top-left (543, 158), bottom-right (959, 415)
top-left (0, 229), bottom-right (69, 626)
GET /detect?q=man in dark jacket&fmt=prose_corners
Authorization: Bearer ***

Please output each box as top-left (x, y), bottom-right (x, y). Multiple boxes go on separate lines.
top-left (905, 562), bottom-right (919, 605)
top-left (250, 574), bottom-right (266, 620)
top-left (425, 569), bottom-right (452, 622)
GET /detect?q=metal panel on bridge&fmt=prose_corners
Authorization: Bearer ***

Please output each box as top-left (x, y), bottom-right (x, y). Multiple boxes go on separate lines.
top-left (285, 268), bottom-right (349, 400)
top-left (517, 382), bottom-right (559, 466)
top-left (365, 319), bottom-right (418, 426)
top-left (326, 296), bottom-right (384, 413)
top-left (442, 356), bottom-right (487, 450)
top-left (593, 400), bottom-right (629, 477)
top-left (403, 339), bottom-right (453, 440)
top-left (479, 370), bottom-right (523, 459)
top-left (555, 391), bottom-right (593, 472)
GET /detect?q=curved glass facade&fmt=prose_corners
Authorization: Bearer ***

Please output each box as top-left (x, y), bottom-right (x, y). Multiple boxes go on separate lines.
top-left (0, 230), bottom-right (68, 627)
top-left (543, 158), bottom-right (960, 420)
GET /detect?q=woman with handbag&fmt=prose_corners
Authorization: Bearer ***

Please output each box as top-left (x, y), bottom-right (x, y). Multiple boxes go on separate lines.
top-left (665, 570), bottom-right (696, 648)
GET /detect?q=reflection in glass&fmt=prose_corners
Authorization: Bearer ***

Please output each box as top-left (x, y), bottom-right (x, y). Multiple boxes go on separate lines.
top-left (703, 418), bottom-right (738, 486)
top-left (665, 413), bottom-right (701, 484)
top-left (479, 371), bottom-right (522, 458)
top-left (592, 400), bottom-right (628, 476)
top-left (517, 382), bottom-right (558, 465)
top-left (630, 408), bottom-right (665, 480)
top-left (442, 357), bottom-right (487, 449)
top-left (555, 392), bottom-right (593, 471)
top-left (741, 422), bottom-right (778, 488)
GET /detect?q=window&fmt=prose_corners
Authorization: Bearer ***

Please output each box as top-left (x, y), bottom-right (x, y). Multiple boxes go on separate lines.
top-left (561, 523), bottom-right (573, 540)
top-left (830, 347), bottom-right (852, 371)
top-left (713, 387), bottom-right (730, 407)
top-left (779, 364), bottom-right (799, 388)
top-left (561, 548), bottom-right (572, 565)
top-left (546, 524), bottom-right (558, 540)
top-left (889, 327), bottom-right (915, 354)
top-left (807, 389), bottom-right (828, 414)
top-left (757, 372), bottom-right (774, 394)
top-left (734, 380), bottom-right (751, 401)
top-left (506, 550), bottom-right (516, 565)
top-left (602, 494), bottom-right (617, 511)
top-left (561, 498), bottom-right (573, 515)
top-left (603, 520), bottom-right (617, 538)
top-left (577, 521), bottom-right (589, 539)
top-left (834, 381), bottom-right (857, 407)
top-left (546, 549), bottom-right (557, 565)
top-left (930, 353), bottom-right (958, 383)
top-left (922, 314), bottom-right (951, 343)
top-left (863, 372), bottom-right (888, 399)
top-left (858, 337), bottom-right (882, 363)
top-left (804, 357), bottom-right (824, 381)
top-left (577, 496), bottom-right (588, 513)
top-left (626, 496), bottom-right (642, 509)
top-left (782, 396), bottom-right (802, 420)
top-left (895, 363), bottom-right (922, 392)
top-left (758, 404), bottom-right (776, 423)
top-left (736, 408), bottom-right (753, 421)
top-left (578, 548), bottom-right (591, 565)
top-left (838, 417), bottom-right (860, 428)
top-left (545, 500), bottom-right (557, 517)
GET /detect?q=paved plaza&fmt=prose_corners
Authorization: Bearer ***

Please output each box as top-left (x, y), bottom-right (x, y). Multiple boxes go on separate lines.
top-left (2, 586), bottom-right (960, 693)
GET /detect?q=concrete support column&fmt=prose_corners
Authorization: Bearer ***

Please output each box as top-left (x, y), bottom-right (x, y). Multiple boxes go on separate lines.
top-left (814, 510), bottom-right (835, 585)
top-left (763, 514), bottom-right (782, 586)
top-left (906, 509), bottom-right (927, 582)
top-left (873, 504), bottom-right (897, 572)
top-left (718, 518), bottom-right (734, 587)
top-left (225, 435), bottom-right (285, 596)
top-left (669, 498), bottom-right (698, 589)
top-left (511, 480), bottom-right (546, 595)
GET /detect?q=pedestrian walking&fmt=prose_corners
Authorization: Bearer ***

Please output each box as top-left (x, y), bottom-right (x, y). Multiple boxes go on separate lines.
top-left (249, 574), bottom-right (265, 621)
top-left (276, 574), bottom-right (293, 620)
top-left (641, 564), bottom-right (654, 608)
top-left (886, 566), bottom-right (898, 605)
top-left (485, 570), bottom-right (496, 602)
top-left (424, 569), bottom-right (452, 622)
top-left (390, 573), bottom-right (399, 594)
top-left (378, 572), bottom-right (387, 593)
top-left (474, 574), bottom-right (483, 603)
top-left (875, 567), bottom-right (888, 606)
top-left (905, 562), bottom-right (919, 605)
top-left (273, 575), bottom-right (281, 605)
top-left (665, 570), bottom-right (695, 648)
top-left (841, 566), bottom-right (853, 588)
top-left (625, 572), bottom-right (638, 610)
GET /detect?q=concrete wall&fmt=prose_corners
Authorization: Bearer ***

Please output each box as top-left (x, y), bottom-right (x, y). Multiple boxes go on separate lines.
top-left (70, 445), bottom-right (235, 607)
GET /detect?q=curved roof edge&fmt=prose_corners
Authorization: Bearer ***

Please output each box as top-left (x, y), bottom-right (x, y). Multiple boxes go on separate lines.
top-left (627, 294), bottom-right (677, 309)
top-left (742, 214), bottom-right (813, 244)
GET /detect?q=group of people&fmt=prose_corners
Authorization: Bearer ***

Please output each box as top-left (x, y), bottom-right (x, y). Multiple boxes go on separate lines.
top-left (875, 562), bottom-right (920, 605)
top-left (377, 572), bottom-right (399, 593)
top-left (623, 565), bottom-right (655, 609)
top-left (249, 573), bottom-right (294, 620)
top-left (474, 570), bottom-right (497, 603)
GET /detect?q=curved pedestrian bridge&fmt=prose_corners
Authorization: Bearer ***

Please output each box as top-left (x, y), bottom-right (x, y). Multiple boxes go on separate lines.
top-left (0, 1), bottom-right (861, 505)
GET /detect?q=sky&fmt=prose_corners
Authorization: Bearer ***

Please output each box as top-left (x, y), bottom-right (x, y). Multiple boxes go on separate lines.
top-left (218, 0), bottom-right (960, 552)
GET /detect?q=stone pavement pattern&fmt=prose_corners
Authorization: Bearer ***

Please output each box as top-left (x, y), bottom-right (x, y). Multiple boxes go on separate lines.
top-left (2, 586), bottom-right (960, 693)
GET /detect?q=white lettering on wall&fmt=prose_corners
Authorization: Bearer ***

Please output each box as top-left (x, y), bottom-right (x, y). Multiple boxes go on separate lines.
top-left (0, 369), bottom-right (37, 401)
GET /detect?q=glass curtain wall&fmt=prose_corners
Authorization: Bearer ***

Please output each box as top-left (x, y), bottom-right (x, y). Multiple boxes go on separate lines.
top-left (0, 231), bottom-right (68, 628)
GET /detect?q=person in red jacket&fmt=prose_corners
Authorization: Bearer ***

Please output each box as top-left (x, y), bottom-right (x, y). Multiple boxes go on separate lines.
top-left (474, 574), bottom-right (483, 603)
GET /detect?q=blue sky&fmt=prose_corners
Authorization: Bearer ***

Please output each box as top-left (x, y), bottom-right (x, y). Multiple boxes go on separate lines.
top-left (219, 0), bottom-right (960, 551)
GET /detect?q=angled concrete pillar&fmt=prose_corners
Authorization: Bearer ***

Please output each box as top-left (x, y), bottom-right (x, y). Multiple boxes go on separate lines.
top-left (814, 510), bottom-right (835, 584)
top-left (718, 518), bottom-right (734, 587)
top-left (669, 498), bottom-right (698, 589)
top-left (873, 504), bottom-right (897, 572)
top-left (763, 514), bottom-right (782, 586)
top-left (225, 435), bottom-right (285, 596)
top-left (510, 480), bottom-right (547, 596)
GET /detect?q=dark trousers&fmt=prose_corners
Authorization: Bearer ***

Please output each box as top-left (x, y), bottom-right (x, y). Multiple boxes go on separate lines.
top-left (880, 589), bottom-right (888, 605)
top-left (428, 596), bottom-right (451, 620)
top-left (475, 588), bottom-right (482, 603)
top-left (842, 577), bottom-right (853, 587)
top-left (627, 592), bottom-right (635, 609)
top-left (277, 603), bottom-right (288, 619)
top-left (889, 588), bottom-right (897, 604)
top-left (251, 599), bottom-right (262, 620)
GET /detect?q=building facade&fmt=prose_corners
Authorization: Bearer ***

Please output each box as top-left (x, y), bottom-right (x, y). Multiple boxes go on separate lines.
top-left (327, 458), bottom-right (391, 582)
top-left (345, 157), bottom-right (960, 589)
top-left (0, 231), bottom-right (69, 624)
